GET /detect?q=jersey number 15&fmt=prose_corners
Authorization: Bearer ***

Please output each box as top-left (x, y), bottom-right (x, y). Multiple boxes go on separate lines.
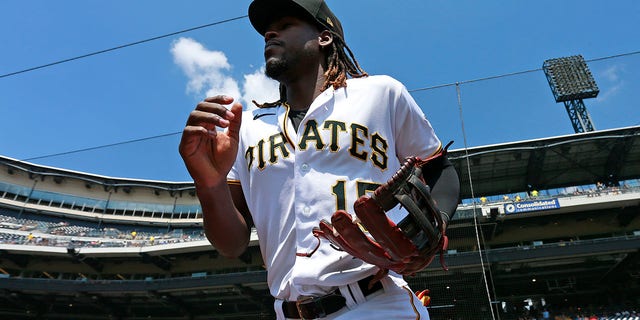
top-left (332, 180), bottom-right (381, 211)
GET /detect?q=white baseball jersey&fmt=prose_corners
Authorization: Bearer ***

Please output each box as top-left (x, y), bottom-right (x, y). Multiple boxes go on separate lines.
top-left (227, 75), bottom-right (442, 301)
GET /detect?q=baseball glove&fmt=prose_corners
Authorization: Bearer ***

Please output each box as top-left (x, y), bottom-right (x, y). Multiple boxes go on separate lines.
top-left (313, 144), bottom-right (452, 279)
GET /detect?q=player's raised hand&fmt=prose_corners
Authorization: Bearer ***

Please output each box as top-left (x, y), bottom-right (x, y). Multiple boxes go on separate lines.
top-left (179, 95), bottom-right (243, 188)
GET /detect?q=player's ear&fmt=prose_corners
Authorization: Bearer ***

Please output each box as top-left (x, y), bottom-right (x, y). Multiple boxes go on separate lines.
top-left (319, 30), bottom-right (333, 47)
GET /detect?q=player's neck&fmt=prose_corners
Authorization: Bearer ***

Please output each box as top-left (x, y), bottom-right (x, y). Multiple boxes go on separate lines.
top-left (283, 84), bottom-right (324, 111)
top-left (283, 66), bottom-right (327, 111)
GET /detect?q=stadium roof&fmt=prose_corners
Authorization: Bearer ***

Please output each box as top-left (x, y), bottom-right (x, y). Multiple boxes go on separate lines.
top-left (448, 125), bottom-right (640, 199)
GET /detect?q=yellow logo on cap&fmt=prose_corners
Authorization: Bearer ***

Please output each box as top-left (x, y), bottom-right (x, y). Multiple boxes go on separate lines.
top-left (326, 17), bottom-right (334, 27)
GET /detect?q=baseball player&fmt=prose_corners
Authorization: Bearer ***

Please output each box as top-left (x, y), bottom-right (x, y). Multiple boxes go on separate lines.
top-left (179, 0), bottom-right (460, 319)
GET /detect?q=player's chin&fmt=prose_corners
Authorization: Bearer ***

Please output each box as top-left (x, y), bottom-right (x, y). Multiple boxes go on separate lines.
top-left (265, 59), bottom-right (287, 80)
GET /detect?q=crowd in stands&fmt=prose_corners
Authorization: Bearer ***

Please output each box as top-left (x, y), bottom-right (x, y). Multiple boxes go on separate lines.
top-left (0, 211), bottom-right (206, 248)
top-left (469, 179), bottom-right (640, 207)
top-left (4, 180), bottom-right (638, 249)
top-left (2, 179), bottom-right (638, 249)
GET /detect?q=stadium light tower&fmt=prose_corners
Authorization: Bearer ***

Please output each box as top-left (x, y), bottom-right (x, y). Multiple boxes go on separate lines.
top-left (542, 55), bottom-right (599, 133)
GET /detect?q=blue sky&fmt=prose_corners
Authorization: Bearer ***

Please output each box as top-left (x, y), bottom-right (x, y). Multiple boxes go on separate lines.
top-left (1, 0), bottom-right (639, 182)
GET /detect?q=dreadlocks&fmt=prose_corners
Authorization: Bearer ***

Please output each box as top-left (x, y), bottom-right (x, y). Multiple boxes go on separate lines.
top-left (322, 31), bottom-right (368, 90)
top-left (252, 31), bottom-right (368, 109)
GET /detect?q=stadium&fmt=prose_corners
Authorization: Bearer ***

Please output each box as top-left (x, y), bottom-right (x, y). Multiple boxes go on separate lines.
top-left (1, 125), bottom-right (639, 319)
top-left (2, 2), bottom-right (639, 319)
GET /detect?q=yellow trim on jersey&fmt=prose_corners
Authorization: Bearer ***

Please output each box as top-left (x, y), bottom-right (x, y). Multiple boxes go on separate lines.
top-left (423, 141), bottom-right (443, 159)
top-left (281, 102), bottom-right (296, 150)
top-left (226, 179), bottom-right (241, 186)
top-left (401, 286), bottom-right (422, 320)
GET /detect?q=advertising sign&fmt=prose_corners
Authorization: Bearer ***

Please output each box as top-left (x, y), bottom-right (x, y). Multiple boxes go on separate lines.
top-left (504, 199), bottom-right (560, 214)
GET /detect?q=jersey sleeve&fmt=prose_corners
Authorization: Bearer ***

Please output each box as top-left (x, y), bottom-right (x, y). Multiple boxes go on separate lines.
top-left (391, 79), bottom-right (442, 160)
top-left (227, 155), bottom-right (240, 183)
top-left (226, 113), bottom-right (251, 185)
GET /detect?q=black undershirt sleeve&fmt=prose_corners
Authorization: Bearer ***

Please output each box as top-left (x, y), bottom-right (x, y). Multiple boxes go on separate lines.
top-left (421, 156), bottom-right (461, 224)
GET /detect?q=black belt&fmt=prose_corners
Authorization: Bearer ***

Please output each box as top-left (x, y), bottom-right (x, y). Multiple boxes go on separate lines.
top-left (282, 275), bottom-right (383, 319)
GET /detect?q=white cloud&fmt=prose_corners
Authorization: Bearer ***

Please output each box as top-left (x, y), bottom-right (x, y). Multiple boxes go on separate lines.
top-left (241, 67), bottom-right (280, 110)
top-left (595, 64), bottom-right (625, 103)
top-left (170, 37), bottom-right (279, 110)
top-left (601, 64), bottom-right (622, 82)
top-left (596, 82), bottom-right (623, 103)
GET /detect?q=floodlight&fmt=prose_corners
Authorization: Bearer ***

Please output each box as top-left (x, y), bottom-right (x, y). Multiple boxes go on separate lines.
top-left (543, 55), bottom-right (599, 103)
top-left (542, 55), bottom-right (600, 133)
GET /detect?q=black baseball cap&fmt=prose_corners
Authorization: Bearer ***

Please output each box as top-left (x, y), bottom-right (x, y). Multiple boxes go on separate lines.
top-left (248, 0), bottom-right (344, 38)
